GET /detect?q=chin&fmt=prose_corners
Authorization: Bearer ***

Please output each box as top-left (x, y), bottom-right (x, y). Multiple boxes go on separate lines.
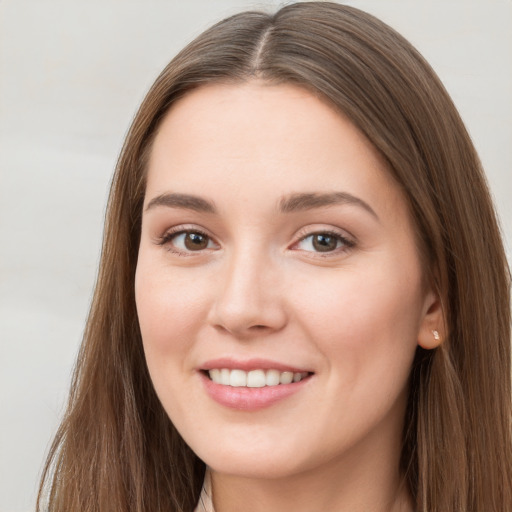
top-left (204, 453), bottom-right (309, 480)
top-left (187, 432), bottom-right (337, 481)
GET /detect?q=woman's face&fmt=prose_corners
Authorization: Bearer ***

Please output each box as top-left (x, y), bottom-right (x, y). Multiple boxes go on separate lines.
top-left (135, 82), bottom-right (440, 479)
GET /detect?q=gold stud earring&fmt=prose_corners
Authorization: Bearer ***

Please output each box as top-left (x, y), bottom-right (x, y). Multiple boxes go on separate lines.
top-left (432, 330), bottom-right (440, 341)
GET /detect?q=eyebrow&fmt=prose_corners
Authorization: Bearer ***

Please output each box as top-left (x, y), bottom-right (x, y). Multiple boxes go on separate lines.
top-left (144, 190), bottom-right (377, 219)
top-left (279, 191), bottom-right (378, 219)
top-left (145, 192), bottom-right (217, 213)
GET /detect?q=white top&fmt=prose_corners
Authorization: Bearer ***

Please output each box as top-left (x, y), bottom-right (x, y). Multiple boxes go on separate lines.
top-left (194, 469), bottom-right (214, 512)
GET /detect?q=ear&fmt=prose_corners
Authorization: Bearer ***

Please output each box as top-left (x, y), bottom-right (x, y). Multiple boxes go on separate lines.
top-left (417, 288), bottom-right (445, 350)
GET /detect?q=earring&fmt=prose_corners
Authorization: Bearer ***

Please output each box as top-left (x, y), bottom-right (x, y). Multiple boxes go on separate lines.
top-left (432, 330), bottom-right (440, 341)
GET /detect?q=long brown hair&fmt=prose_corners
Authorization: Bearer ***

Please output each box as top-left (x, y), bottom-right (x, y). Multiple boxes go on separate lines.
top-left (37, 3), bottom-right (511, 511)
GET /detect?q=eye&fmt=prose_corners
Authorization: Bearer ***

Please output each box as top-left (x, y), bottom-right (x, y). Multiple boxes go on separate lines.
top-left (159, 229), bottom-right (217, 253)
top-left (295, 231), bottom-right (354, 253)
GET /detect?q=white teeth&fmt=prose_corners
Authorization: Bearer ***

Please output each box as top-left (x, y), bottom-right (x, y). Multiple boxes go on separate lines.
top-left (280, 371), bottom-right (293, 384)
top-left (247, 370), bottom-right (266, 388)
top-left (230, 369), bottom-right (247, 387)
top-left (265, 369), bottom-right (280, 386)
top-left (208, 368), bottom-right (310, 387)
top-left (210, 369), bottom-right (221, 383)
top-left (220, 368), bottom-right (230, 385)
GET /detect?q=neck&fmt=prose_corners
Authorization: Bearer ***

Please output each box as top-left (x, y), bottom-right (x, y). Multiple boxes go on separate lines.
top-left (211, 462), bottom-right (412, 512)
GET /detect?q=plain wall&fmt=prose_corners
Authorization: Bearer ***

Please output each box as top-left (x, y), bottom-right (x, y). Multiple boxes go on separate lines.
top-left (0, 1), bottom-right (510, 510)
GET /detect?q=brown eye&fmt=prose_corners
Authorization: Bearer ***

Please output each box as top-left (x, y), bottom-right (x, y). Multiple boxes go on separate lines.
top-left (312, 234), bottom-right (338, 252)
top-left (295, 231), bottom-right (354, 254)
top-left (183, 232), bottom-right (209, 251)
top-left (160, 230), bottom-right (215, 253)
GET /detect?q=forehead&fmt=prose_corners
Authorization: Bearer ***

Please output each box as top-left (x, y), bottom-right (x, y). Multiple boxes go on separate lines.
top-left (151, 81), bottom-right (380, 160)
top-left (146, 81), bottom-right (406, 223)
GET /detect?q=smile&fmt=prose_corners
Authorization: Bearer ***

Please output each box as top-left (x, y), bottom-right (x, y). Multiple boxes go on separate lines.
top-left (200, 361), bottom-right (314, 410)
top-left (207, 369), bottom-right (310, 387)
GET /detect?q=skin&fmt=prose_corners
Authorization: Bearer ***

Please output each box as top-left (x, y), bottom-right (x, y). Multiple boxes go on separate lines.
top-left (135, 82), bottom-right (443, 512)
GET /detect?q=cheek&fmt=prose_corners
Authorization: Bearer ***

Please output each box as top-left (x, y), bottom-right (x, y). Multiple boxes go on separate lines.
top-left (134, 258), bottom-right (209, 359)
top-left (289, 262), bottom-right (423, 382)
top-left (134, 259), bottom-right (212, 423)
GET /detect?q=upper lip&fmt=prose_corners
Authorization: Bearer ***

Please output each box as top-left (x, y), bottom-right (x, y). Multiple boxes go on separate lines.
top-left (200, 358), bottom-right (313, 373)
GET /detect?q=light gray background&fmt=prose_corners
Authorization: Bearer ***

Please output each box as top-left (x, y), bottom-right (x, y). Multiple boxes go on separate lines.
top-left (1, 1), bottom-right (511, 510)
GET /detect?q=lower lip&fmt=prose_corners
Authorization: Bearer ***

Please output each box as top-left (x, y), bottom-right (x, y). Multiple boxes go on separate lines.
top-left (200, 372), bottom-right (311, 411)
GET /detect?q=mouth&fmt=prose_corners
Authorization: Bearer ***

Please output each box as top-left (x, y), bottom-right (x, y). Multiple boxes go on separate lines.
top-left (199, 360), bottom-right (314, 410)
top-left (204, 368), bottom-right (312, 387)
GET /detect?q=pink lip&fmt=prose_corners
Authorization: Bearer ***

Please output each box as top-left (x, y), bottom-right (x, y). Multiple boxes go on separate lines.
top-left (200, 373), bottom-right (311, 411)
top-left (200, 357), bottom-right (311, 373)
top-left (198, 359), bottom-right (313, 411)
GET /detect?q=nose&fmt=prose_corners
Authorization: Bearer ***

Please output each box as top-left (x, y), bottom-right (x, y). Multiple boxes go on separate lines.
top-left (207, 249), bottom-right (288, 338)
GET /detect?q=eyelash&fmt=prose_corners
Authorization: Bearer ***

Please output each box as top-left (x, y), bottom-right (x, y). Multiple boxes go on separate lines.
top-left (293, 229), bottom-right (356, 256)
top-left (157, 226), bottom-right (215, 256)
top-left (156, 226), bottom-right (356, 257)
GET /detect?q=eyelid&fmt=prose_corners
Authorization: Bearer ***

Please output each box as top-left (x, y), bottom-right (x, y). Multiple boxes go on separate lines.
top-left (155, 223), bottom-right (355, 257)
top-left (290, 225), bottom-right (356, 254)
top-left (156, 224), bottom-right (219, 255)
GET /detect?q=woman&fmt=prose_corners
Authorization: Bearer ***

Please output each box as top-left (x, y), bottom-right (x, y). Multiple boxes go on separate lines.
top-left (37, 2), bottom-right (511, 511)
